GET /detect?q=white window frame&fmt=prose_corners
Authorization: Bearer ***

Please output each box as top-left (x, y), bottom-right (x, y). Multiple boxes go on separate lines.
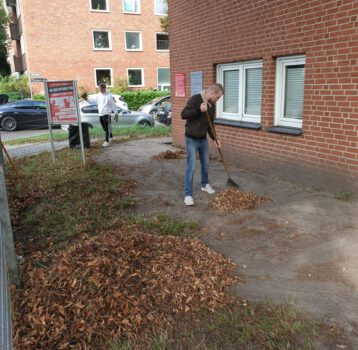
top-left (124, 31), bottom-right (143, 51)
top-left (155, 32), bottom-right (169, 52)
top-left (157, 67), bottom-right (170, 91)
top-left (274, 55), bottom-right (306, 128)
top-left (217, 60), bottom-right (263, 123)
top-left (94, 68), bottom-right (113, 87)
top-left (154, 0), bottom-right (168, 16)
top-left (122, 0), bottom-right (141, 14)
top-left (92, 29), bottom-right (112, 50)
top-left (127, 68), bottom-right (144, 87)
top-left (89, 0), bottom-right (109, 12)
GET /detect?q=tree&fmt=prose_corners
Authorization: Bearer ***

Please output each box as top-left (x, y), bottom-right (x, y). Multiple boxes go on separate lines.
top-left (159, 0), bottom-right (168, 33)
top-left (160, 16), bottom-right (168, 33)
top-left (0, 3), bottom-right (10, 76)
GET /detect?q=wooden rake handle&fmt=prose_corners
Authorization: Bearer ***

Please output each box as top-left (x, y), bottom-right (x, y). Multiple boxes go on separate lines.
top-left (204, 111), bottom-right (231, 177)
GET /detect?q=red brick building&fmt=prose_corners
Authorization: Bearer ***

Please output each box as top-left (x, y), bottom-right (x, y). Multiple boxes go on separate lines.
top-left (5, 0), bottom-right (170, 94)
top-left (169, 0), bottom-right (358, 191)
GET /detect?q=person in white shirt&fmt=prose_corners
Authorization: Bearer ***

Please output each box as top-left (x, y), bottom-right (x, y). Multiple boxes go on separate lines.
top-left (85, 83), bottom-right (117, 147)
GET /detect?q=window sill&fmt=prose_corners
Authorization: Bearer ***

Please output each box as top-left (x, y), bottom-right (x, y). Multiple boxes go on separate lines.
top-left (266, 126), bottom-right (302, 135)
top-left (214, 119), bottom-right (261, 130)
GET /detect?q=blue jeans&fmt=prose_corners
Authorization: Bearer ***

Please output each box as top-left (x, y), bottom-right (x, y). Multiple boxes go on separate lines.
top-left (184, 136), bottom-right (209, 197)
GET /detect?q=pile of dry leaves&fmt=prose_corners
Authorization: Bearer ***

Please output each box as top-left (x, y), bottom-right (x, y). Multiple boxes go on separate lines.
top-left (12, 229), bottom-right (239, 349)
top-left (151, 149), bottom-right (186, 160)
top-left (211, 188), bottom-right (269, 213)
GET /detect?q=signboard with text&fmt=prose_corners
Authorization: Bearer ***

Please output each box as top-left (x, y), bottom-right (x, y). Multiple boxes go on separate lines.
top-left (175, 73), bottom-right (186, 97)
top-left (191, 71), bottom-right (203, 96)
top-left (45, 80), bottom-right (79, 124)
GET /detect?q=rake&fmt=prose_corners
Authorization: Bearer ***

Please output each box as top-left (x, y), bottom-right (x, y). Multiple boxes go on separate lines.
top-left (205, 111), bottom-right (239, 188)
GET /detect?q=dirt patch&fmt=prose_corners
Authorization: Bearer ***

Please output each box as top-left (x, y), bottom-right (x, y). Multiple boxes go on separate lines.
top-left (95, 137), bottom-right (358, 347)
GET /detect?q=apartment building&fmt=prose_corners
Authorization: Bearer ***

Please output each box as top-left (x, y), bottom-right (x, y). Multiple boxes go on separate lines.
top-left (169, 0), bottom-right (358, 191)
top-left (4, 0), bottom-right (170, 93)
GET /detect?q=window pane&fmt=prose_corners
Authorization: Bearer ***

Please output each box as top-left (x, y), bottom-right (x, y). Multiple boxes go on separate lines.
top-left (284, 65), bottom-right (305, 119)
top-left (96, 70), bottom-right (112, 86)
top-left (91, 0), bottom-right (107, 10)
top-left (94, 32), bottom-right (109, 49)
top-left (155, 0), bottom-right (168, 15)
top-left (158, 68), bottom-right (170, 84)
top-left (223, 70), bottom-right (239, 113)
top-left (123, 0), bottom-right (140, 12)
top-left (156, 33), bottom-right (169, 50)
top-left (245, 68), bottom-right (262, 115)
top-left (125, 32), bottom-right (140, 49)
top-left (128, 69), bottom-right (142, 85)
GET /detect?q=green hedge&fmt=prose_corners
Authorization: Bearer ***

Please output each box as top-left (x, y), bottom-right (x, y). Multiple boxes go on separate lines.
top-left (120, 90), bottom-right (170, 110)
top-left (0, 75), bottom-right (30, 98)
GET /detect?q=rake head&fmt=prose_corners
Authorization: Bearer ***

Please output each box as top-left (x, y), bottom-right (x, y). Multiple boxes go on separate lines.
top-left (226, 177), bottom-right (240, 188)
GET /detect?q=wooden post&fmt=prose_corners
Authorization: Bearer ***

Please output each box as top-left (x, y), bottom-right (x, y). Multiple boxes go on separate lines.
top-left (0, 135), bottom-right (19, 286)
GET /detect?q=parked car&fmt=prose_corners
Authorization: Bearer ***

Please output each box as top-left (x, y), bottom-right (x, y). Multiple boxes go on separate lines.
top-left (138, 95), bottom-right (171, 116)
top-left (0, 99), bottom-right (53, 131)
top-left (62, 104), bottom-right (154, 130)
top-left (88, 93), bottom-right (128, 111)
top-left (156, 102), bottom-right (172, 125)
top-left (0, 94), bottom-right (9, 106)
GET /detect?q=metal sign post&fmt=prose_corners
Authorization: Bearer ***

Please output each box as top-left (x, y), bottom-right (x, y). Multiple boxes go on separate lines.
top-left (44, 80), bottom-right (84, 165)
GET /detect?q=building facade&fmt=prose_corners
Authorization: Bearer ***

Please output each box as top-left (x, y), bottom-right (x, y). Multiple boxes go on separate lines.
top-left (169, 0), bottom-right (358, 191)
top-left (4, 0), bottom-right (170, 94)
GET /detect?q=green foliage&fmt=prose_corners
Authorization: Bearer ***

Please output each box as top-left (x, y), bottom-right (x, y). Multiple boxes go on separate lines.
top-left (0, 74), bottom-right (30, 97)
top-left (160, 16), bottom-right (168, 33)
top-left (109, 77), bottom-right (129, 94)
top-left (0, 2), bottom-right (10, 76)
top-left (32, 94), bottom-right (46, 100)
top-left (121, 90), bottom-right (169, 110)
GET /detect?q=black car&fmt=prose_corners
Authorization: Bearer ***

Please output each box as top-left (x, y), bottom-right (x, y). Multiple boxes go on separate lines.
top-left (0, 100), bottom-right (49, 131)
top-left (156, 102), bottom-right (172, 126)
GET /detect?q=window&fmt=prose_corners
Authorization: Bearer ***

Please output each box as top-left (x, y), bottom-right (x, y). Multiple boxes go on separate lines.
top-left (123, 0), bottom-right (140, 13)
top-left (124, 31), bottom-right (142, 50)
top-left (90, 0), bottom-right (108, 11)
top-left (127, 68), bottom-right (144, 87)
top-left (217, 60), bottom-right (263, 123)
top-left (92, 30), bottom-right (111, 50)
top-left (154, 0), bottom-right (168, 15)
top-left (156, 33), bottom-right (169, 51)
top-left (157, 68), bottom-right (170, 91)
top-left (275, 55), bottom-right (305, 128)
top-left (94, 68), bottom-right (113, 86)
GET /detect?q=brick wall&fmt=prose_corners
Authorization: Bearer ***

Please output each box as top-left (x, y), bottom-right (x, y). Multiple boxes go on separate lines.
top-left (169, 0), bottom-right (358, 189)
top-left (20, 0), bottom-right (169, 93)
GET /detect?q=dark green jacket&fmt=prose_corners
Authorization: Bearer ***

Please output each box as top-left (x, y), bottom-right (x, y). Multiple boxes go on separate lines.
top-left (181, 94), bottom-right (216, 140)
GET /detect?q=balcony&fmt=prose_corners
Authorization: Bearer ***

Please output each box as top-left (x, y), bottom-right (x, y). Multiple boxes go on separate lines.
top-left (9, 17), bottom-right (22, 40)
top-left (13, 54), bottom-right (27, 73)
top-left (5, 0), bottom-right (16, 7)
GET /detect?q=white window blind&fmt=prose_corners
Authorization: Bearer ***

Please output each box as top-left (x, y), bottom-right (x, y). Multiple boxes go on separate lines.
top-left (284, 65), bottom-right (305, 119)
top-left (245, 67), bottom-right (262, 115)
top-left (223, 70), bottom-right (239, 113)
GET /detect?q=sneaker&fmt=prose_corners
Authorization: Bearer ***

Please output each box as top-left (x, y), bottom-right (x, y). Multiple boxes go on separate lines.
top-left (184, 196), bottom-right (195, 206)
top-left (201, 184), bottom-right (215, 194)
top-left (102, 141), bottom-right (110, 147)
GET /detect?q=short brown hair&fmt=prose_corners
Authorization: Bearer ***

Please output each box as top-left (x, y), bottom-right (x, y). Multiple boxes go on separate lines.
top-left (206, 83), bottom-right (224, 94)
top-left (99, 82), bottom-right (106, 89)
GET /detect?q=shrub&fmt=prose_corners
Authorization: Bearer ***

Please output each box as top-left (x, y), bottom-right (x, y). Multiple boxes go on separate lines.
top-left (32, 94), bottom-right (46, 100)
top-left (121, 90), bottom-right (169, 110)
top-left (0, 74), bottom-right (30, 98)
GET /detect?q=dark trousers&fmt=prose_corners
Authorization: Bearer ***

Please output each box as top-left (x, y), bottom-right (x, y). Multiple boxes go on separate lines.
top-left (99, 114), bottom-right (113, 142)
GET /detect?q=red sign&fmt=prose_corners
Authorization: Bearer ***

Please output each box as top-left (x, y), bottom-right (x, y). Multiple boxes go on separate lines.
top-left (175, 73), bottom-right (186, 97)
top-left (45, 81), bottom-right (79, 124)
